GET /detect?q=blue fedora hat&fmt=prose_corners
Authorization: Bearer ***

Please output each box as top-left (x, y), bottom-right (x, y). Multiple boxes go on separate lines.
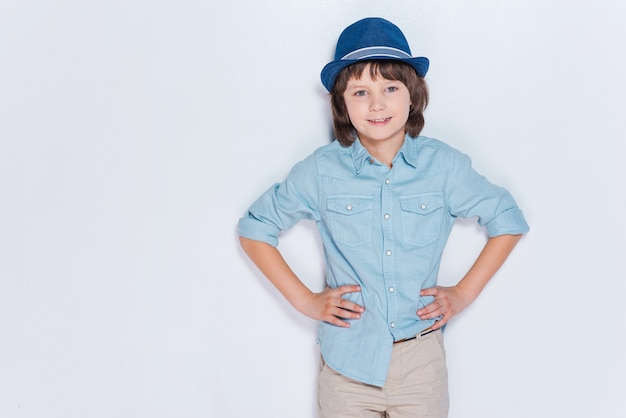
top-left (321, 17), bottom-right (429, 92)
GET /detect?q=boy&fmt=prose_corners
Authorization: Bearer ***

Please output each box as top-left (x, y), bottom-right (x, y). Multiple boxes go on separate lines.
top-left (238, 17), bottom-right (529, 417)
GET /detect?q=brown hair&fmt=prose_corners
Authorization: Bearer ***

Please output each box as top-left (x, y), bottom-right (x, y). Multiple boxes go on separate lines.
top-left (330, 61), bottom-right (429, 147)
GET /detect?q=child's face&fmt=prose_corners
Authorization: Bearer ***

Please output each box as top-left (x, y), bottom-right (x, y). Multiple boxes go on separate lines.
top-left (343, 67), bottom-right (412, 148)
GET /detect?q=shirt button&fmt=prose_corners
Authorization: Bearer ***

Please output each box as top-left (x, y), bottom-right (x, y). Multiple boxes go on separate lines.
top-left (390, 322), bottom-right (396, 328)
top-left (384, 213), bottom-right (390, 220)
top-left (386, 250), bottom-right (392, 256)
top-left (369, 158), bottom-right (375, 164)
top-left (385, 178), bottom-right (391, 185)
top-left (421, 204), bottom-right (427, 210)
top-left (389, 287), bottom-right (394, 293)
top-left (346, 204), bottom-right (353, 211)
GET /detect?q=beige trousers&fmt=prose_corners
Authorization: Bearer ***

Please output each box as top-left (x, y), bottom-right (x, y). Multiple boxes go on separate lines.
top-left (318, 329), bottom-right (449, 418)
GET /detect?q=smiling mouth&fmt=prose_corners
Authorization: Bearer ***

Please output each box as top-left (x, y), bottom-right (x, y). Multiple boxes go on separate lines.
top-left (369, 117), bottom-right (391, 123)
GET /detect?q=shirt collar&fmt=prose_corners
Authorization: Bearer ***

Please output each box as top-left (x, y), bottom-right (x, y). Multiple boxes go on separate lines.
top-left (395, 134), bottom-right (419, 168)
top-left (349, 138), bottom-right (370, 174)
top-left (349, 134), bottom-right (418, 174)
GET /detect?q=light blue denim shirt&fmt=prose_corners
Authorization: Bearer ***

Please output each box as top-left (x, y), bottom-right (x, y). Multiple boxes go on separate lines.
top-left (238, 135), bottom-right (529, 387)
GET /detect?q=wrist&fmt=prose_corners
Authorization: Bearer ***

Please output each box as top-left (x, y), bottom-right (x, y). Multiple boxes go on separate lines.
top-left (455, 281), bottom-right (480, 305)
top-left (289, 287), bottom-right (316, 314)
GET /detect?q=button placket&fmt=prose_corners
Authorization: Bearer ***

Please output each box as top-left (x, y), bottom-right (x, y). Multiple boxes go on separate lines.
top-left (380, 173), bottom-right (399, 337)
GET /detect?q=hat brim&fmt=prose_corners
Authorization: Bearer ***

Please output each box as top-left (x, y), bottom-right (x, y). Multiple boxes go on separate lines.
top-left (321, 56), bottom-right (429, 92)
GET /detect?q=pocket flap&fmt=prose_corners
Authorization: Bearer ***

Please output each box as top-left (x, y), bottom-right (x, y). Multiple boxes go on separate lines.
top-left (326, 195), bottom-right (373, 216)
top-left (400, 194), bottom-right (444, 216)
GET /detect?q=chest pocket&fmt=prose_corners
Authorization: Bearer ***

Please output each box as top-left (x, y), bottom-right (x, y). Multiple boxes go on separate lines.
top-left (326, 195), bottom-right (373, 245)
top-left (400, 193), bottom-right (445, 246)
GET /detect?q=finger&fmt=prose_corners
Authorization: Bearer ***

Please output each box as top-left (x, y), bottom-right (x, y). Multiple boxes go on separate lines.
top-left (325, 307), bottom-right (359, 327)
top-left (337, 298), bottom-right (365, 314)
top-left (420, 287), bottom-right (439, 297)
top-left (325, 315), bottom-right (351, 328)
top-left (418, 309), bottom-right (442, 320)
top-left (418, 298), bottom-right (442, 314)
top-left (417, 300), bottom-right (445, 319)
top-left (329, 286), bottom-right (364, 313)
top-left (431, 318), bottom-right (446, 330)
top-left (335, 285), bottom-right (362, 295)
top-left (333, 308), bottom-right (362, 321)
top-left (321, 298), bottom-right (362, 319)
top-left (335, 307), bottom-right (363, 320)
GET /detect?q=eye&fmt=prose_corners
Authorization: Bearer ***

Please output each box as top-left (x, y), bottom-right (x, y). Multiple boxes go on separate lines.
top-left (386, 86), bottom-right (399, 93)
top-left (354, 90), bottom-right (368, 97)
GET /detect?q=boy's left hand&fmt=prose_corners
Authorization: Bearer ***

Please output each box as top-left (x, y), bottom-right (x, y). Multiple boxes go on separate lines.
top-left (417, 286), bottom-right (472, 330)
top-left (416, 235), bottom-right (524, 330)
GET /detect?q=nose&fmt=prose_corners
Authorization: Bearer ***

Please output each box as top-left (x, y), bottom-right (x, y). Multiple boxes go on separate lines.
top-left (369, 92), bottom-right (385, 112)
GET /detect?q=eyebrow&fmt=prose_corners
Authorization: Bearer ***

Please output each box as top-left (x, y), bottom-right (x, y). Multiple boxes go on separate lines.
top-left (346, 80), bottom-right (402, 91)
top-left (345, 83), bottom-right (368, 90)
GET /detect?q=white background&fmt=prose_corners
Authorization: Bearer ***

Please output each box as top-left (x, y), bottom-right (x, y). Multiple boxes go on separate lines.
top-left (1, 1), bottom-right (625, 417)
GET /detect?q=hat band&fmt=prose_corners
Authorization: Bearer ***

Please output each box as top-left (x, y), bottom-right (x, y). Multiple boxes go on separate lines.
top-left (341, 46), bottom-right (412, 61)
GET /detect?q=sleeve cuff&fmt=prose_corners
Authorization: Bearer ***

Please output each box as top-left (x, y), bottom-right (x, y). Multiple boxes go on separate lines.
top-left (484, 207), bottom-right (530, 237)
top-left (237, 216), bottom-right (280, 247)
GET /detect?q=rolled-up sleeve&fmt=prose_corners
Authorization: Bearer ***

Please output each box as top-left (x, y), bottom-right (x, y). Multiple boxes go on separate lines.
top-left (238, 155), bottom-right (320, 247)
top-left (446, 151), bottom-right (529, 237)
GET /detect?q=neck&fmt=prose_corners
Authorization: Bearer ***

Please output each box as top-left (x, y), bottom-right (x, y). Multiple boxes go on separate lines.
top-left (360, 136), bottom-right (404, 168)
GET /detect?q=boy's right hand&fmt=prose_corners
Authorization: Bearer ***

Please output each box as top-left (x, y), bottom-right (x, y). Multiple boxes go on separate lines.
top-left (298, 285), bottom-right (364, 328)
